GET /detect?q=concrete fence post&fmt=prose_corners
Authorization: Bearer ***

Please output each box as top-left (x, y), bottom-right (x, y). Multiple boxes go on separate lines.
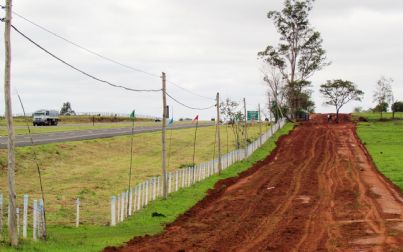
top-left (121, 192), bottom-right (125, 221)
top-left (137, 184), bottom-right (141, 211)
top-left (133, 187), bottom-right (137, 212)
top-left (16, 208), bottom-right (20, 238)
top-left (23, 194), bottom-right (28, 238)
top-left (129, 188), bottom-right (133, 216)
top-left (117, 195), bottom-right (121, 223)
top-left (76, 198), bottom-right (80, 228)
top-left (0, 193), bottom-right (3, 239)
top-left (144, 180), bottom-right (149, 206)
top-left (33, 200), bottom-right (37, 240)
top-left (38, 199), bottom-right (44, 239)
top-left (168, 173), bottom-right (172, 194)
top-left (175, 171), bottom-right (179, 192)
top-left (151, 178), bottom-right (155, 201)
top-left (111, 196), bottom-right (116, 226)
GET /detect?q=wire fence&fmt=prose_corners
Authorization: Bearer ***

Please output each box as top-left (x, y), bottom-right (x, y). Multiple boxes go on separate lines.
top-left (0, 119), bottom-right (285, 239)
top-left (110, 119), bottom-right (285, 226)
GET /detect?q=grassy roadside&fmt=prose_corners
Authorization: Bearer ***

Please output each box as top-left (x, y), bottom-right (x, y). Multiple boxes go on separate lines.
top-left (356, 120), bottom-right (403, 190)
top-left (0, 123), bottom-right (294, 251)
top-left (0, 123), bottom-right (269, 225)
top-left (0, 121), bottom-right (203, 136)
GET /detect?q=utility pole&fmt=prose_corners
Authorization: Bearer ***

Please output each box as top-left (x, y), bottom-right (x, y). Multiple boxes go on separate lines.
top-left (216, 92), bottom-right (222, 174)
top-left (243, 98), bottom-right (248, 156)
top-left (258, 104), bottom-right (262, 146)
top-left (161, 72), bottom-right (168, 199)
top-left (3, 0), bottom-right (18, 246)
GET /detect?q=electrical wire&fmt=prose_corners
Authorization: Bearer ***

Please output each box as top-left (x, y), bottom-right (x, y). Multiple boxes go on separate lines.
top-left (3, 8), bottom-right (215, 101)
top-left (10, 24), bottom-right (162, 92)
top-left (167, 80), bottom-right (215, 101)
top-left (166, 92), bottom-right (215, 111)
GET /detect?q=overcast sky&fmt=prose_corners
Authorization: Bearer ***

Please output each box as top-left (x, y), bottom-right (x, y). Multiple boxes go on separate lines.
top-left (0, 0), bottom-right (402, 119)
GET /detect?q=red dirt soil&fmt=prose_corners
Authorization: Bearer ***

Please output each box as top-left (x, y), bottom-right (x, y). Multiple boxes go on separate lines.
top-left (105, 114), bottom-right (403, 251)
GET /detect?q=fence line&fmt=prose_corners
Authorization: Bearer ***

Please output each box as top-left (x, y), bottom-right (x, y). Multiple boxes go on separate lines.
top-left (0, 119), bottom-right (285, 238)
top-left (110, 119), bottom-right (286, 226)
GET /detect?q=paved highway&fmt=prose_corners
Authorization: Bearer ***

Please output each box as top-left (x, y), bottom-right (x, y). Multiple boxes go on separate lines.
top-left (0, 123), bottom-right (214, 148)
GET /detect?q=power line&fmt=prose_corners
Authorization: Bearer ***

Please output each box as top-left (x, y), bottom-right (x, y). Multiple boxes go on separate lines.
top-left (167, 80), bottom-right (215, 101)
top-left (8, 9), bottom-right (161, 79)
top-left (166, 92), bottom-right (215, 111)
top-left (4, 8), bottom-right (215, 101)
top-left (10, 24), bottom-right (162, 93)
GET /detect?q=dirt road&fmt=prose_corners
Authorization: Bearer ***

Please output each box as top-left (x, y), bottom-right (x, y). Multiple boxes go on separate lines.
top-left (107, 115), bottom-right (403, 251)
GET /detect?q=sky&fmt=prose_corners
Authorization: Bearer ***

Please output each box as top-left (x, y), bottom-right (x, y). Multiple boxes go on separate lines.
top-left (0, 0), bottom-right (402, 119)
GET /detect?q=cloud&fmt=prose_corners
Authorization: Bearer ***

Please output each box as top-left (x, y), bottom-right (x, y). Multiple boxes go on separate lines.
top-left (0, 0), bottom-right (401, 118)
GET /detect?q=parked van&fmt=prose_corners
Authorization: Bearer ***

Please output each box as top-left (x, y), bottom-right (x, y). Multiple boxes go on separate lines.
top-left (32, 110), bottom-right (59, 126)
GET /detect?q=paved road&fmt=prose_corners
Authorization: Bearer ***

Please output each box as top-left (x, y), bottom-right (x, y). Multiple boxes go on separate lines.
top-left (0, 123), bottom-right (213, 148)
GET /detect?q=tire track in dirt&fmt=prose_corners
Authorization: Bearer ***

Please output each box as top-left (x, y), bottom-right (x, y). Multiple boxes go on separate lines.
top-left (105, 114), bottom-right (403, 252)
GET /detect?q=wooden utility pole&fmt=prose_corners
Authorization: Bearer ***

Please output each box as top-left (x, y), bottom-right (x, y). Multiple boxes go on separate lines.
top-left (243, 98), bottom-right (248, 154)
top-left (216, 92), bottom-right (222, 174)
top-left (3, 0), bottom-right (18, 246)
top-left (258, 104), bottom-right (262, 146)
top-left (161, 72), bottom-right (168, 199)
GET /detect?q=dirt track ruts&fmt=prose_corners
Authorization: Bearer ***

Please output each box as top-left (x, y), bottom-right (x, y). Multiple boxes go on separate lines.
top-left (106, 114), bottom-right (403, 251)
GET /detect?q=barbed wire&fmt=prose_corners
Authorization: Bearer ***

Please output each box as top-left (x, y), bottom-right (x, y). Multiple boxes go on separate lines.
top-left (166, 92), bottom-right (216, 111)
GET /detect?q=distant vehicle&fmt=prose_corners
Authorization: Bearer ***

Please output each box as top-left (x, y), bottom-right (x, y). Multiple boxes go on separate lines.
top-left (32, 109), bottom-right (59, 126)
top-left (154, 118), bottom-right (161, 122)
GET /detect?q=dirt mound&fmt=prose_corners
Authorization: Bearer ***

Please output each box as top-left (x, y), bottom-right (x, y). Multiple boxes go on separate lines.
top-left (106, 114), bottom-right (403, 251)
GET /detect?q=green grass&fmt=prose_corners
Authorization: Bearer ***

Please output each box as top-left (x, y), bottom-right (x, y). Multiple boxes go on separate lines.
top-left (0, 123), bottom-right (271, 225)
top-left (353, 112), bottom-right (403, 121)
top-left (356, 120), bottom-right (403, 190)
top-left (0, 123), bottom-right (294, 251)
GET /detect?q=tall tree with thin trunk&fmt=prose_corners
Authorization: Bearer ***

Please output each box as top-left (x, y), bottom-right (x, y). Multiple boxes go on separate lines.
top-left (258, 0), bottom-right (329, 119)
top-left (373, 76), bottom-right (393, 120)
top-left (3, 0), bottom-right (18, 246)
top-left (320, 80), bottom-right (364, 122)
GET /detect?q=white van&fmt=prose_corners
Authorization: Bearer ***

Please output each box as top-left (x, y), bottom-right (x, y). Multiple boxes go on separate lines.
top-left (32, 110), bottom-right (59, 126)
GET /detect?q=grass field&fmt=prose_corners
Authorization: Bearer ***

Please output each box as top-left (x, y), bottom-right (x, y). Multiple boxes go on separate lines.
top-left (352, 112), bottom-right (403, 121)
top-left (356, 120), bottom-right (403, 190)
top-left (0, 122), bottom-right (271, 226)
top-left (0, 123), bottom-right (293, 252)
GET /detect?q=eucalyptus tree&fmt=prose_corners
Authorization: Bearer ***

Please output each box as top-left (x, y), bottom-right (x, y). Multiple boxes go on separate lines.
top-left (258, 0), bottom-right (329, 119)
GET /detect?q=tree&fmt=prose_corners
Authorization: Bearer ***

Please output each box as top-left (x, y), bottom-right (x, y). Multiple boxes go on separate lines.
top-left (373, 102), bottom-right (388, 113)
top-left (258, 0), bottom-right (329, 120)
top-left (392, 101), bottom-right (403, 113)
top-left (353, 106), bottom-right (363, 113)
top-left (60, 102), bottom-right (76, 116)
top-left (220, 98), bottom-right (242, 149)
top-left (373, 76), bottom-right (393, 119)
top-left (320, 80), bottom-right (364, 121)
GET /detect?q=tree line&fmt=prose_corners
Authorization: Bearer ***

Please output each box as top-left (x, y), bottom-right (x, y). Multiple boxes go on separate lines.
top-left (258, 0), bottom-right (401, 122)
